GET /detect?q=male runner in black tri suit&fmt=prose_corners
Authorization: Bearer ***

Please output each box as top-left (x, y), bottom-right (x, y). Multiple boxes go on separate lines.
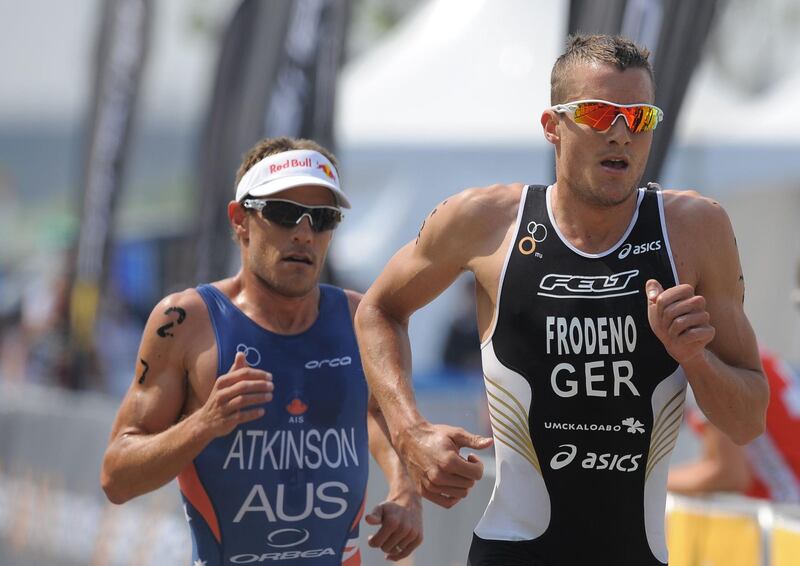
top-left (355, 34), bottom-right (768, 565)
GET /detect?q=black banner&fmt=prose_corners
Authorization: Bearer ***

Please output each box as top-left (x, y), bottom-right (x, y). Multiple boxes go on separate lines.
top-left (192, 0), bottom-right (351, 285)
top-left (567, 0), bottom-right (717, 182)
top-left (68, 0), bottom-right (152, 385)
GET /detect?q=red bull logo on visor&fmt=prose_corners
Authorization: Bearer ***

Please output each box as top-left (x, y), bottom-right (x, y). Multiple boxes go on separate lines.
top-left (317, 163), bottom-right (337, 181)
top-left (268, 157), bottom-right (313, 174)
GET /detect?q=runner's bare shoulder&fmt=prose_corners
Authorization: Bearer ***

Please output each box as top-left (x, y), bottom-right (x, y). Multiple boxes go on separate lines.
top-left (415, 182), bottom-right (525, 258)
top-left (139, 287), bottom-right (212, 363)
top-left (661, 189), bottom-right (736, 284)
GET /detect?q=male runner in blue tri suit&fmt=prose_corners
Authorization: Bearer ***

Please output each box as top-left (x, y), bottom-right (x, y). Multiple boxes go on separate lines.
top-left (355, 35), bottom-right (768, 565)
top-left (101, 137), bottom-right (423, 564)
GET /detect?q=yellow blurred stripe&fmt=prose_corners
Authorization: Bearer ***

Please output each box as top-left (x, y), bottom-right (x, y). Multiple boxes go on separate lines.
top-left (667, 509), bottom-right (761, 566)
top-left (69, 280), bottom-right (99, 347)
top-left (771, 522), bottom-right (800, 566)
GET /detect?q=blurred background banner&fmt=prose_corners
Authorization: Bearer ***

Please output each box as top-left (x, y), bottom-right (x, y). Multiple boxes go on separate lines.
top-left (2, 1), bottom-right (800, 564)
top-left (68, 0), bottom-right (152, 388)
top-left (567, 0), bottom-right (718, 182)
top-left (2, 0), bottom-right (797, 390)
top-left (191, 0), bottom-right (351, 286)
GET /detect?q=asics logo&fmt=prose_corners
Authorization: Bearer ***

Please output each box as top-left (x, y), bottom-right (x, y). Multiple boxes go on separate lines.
top-left (618, 240), bottom-right (662, 259)
top-left (549, 443), bottom-right (642, 472)
top-left (550, 444), bottom-right (577, 470)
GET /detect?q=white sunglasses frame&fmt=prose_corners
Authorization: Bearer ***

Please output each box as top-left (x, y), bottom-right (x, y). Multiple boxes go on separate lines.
top-left (551, 99), bottom-right (664, 132)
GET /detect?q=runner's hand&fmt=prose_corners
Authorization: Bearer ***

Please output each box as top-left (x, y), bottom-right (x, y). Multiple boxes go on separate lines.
top-left (646, 279), bottom-right (715, 366)
top-left (365, 491), bottom-right (423, 561)
top-left (398, 422), bottom-right (493, 508)
top-left (197, 351), bottom-right (273, 437)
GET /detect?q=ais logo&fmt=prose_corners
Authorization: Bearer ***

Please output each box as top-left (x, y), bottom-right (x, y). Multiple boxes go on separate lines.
top-left (286, 397), bottom-right (308, 424)
top-left (549, 443), bottom-right (642, 472)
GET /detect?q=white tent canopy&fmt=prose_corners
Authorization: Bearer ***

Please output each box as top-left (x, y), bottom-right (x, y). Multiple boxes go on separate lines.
top-left (337, 0), bottom-right (800, 147)
top-left (337, 0), bottom-right (567, 146)
top-left (676, 64), bottom-right (800, 146)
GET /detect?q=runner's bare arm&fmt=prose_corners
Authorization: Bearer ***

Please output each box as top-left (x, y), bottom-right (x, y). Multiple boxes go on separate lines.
top-left (356, 195), bottom-right (466, 438)
top-left (650, 194), bottom-right (767, 444)
top-left (100, 290), bottom-right (273, 504)
top-left (345, 290), bottom-right (422, 560)
top-left (667, 423), bottom-right (751, 495)
top-left (365, 394), bottom-right (423, 561)
top-left (365, 392), bottom-right (418, 505)
top-left (355, 189), bottom-right (500, 507)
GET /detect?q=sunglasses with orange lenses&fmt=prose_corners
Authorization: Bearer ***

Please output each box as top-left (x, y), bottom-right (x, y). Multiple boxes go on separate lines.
top-left (552, 99), bottom-right (664, 133)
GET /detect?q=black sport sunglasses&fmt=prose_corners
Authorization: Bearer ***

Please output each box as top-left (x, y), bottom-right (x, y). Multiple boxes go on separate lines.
top-left (242, 198), bottom-right (343, 232)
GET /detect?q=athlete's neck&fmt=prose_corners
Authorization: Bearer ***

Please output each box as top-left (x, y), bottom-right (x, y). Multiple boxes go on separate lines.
top-left (224, 271), bottom-right (321, 335)
top-left (549, 181), bottom-right (639, 254)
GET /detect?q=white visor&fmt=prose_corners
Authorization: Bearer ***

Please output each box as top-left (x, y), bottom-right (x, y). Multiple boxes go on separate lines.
top-left (235, 149), bottom-right (350, 208)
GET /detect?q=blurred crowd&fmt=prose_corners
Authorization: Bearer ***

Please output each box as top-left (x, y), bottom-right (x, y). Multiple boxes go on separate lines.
top-left (0, 252), bottom-right (144, 397)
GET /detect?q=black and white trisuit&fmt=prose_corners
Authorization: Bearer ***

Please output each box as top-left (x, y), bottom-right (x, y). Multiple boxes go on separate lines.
top-left (470, 184), bottom-right (686, 566)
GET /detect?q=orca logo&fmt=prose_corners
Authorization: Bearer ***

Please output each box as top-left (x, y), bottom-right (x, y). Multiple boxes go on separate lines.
top-left (305, 356), bottom-right (352, 370)
top-left (267, 528), bottom-right (310, 548)
top-left (618, 240), bottom-right (662, 259)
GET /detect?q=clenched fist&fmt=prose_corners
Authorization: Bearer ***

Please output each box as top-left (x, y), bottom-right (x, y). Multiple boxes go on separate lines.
top-left (646, 279), bottom-right (715, 366)
top-left (197, 351), bottom-right (274, 438)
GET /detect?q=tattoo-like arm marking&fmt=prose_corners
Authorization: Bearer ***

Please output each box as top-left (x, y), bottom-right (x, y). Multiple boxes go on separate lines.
top-left (138, 359), bottom-right (150, 384)
top-left (415, 200), bottom-right (448, 245)
top-left (156, 307), bottom-right (187, 338)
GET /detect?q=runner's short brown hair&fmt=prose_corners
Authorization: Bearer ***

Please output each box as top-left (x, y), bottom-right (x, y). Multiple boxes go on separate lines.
top-left (551, 34), bottom-right (654, 105)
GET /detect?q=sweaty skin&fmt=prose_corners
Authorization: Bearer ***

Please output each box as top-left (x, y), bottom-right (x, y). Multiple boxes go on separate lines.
top-left (355, 62), bottom-right (767, 509)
